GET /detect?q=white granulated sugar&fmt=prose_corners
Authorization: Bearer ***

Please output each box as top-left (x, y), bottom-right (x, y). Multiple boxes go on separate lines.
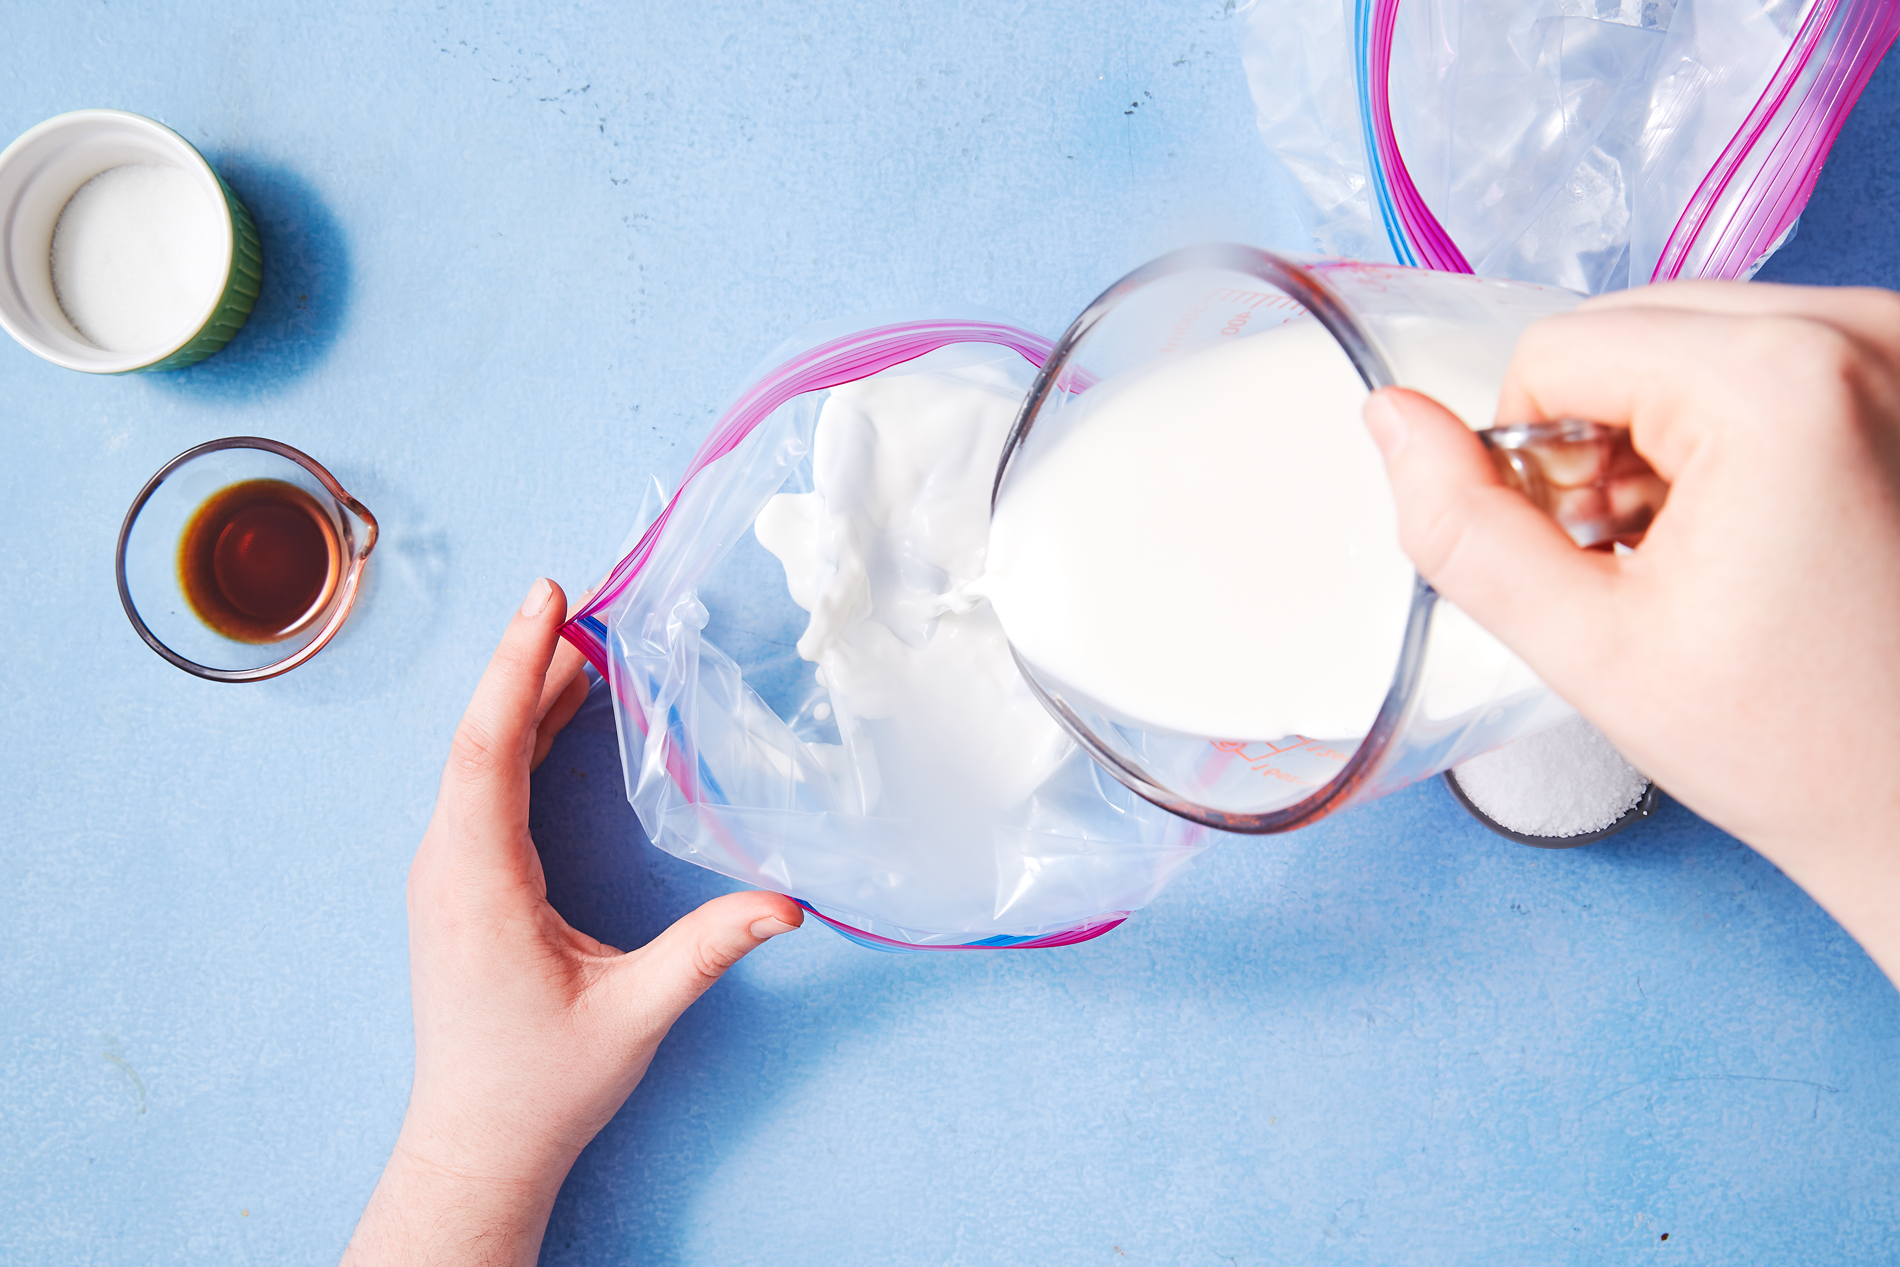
top-left (1452, 714), bottom-right (1649, 837)
top-left (51, 163), bottom-right (223, 353)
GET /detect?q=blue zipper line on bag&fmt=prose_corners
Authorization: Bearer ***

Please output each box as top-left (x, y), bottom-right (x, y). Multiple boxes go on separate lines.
top-left (793, 900), bottom-right (1104, 954)
top-left (1354, 0), bottom-right (1417, 266)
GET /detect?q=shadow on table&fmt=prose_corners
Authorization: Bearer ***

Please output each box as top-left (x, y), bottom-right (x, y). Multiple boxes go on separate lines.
top-left (521, 683), bottom-right (1777, 1265)
top-left (526, 685), bottom-right (889, 1267)
top-left (149, 155), bottom-right (352, 399)
top-left (1755, 44), bottom-right (1900, 290)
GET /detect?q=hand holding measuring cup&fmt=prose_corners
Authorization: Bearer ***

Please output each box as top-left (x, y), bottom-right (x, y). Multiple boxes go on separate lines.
top-left (985, 246), bottom-right (1675, 834)
top-left (1367, 280), bottom-right (1900, 986)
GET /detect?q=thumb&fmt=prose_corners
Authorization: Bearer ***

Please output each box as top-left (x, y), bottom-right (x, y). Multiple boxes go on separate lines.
top-left (1363, 387), bottom-right (1618, 674)
top-left (608, 891), bottom-right (805, 1034)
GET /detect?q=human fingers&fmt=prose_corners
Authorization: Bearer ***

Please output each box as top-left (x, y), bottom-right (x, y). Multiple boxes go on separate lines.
top-left (533, 637), bottom-right (587, 724)
top-left (1500, 302), bottom-right (1900, 488)
top-left (606, 891), bottom-right (804, 1036)
top-left (1496, 306), bottom-right (1795, 481)
top-left (531, 669), bottom-right (591, 772)
top-left (1583, 280), bottom-right (1900, 354)
top-left (528, 587), bottom-right (596, 771)
top-left (530, 587), bottom-right (594, 726)
top-left (441, 578), bottom-right (569, 816)
top-left (1364, 388), bottom-right (1618, 677)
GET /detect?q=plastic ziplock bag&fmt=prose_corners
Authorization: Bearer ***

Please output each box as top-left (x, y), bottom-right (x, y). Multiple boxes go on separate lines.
top-left (1238, 0), bottom-right (1900, 293)
top-left (560, 314), bottom-right (1211, 951)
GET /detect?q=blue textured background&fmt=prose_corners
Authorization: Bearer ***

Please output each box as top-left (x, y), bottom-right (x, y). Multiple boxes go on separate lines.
top-left (3, 4), bottom-right (1897, 1264)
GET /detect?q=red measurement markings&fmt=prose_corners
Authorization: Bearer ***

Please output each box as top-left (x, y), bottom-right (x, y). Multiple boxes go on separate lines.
top-left (1203, 288), bottom-right (1303, 313)
top-left (1158, 290), bottom-right (1306, 355)
top-left (1209, 289), bottom-right (1306, 339)
top-left (1159, 303), bottom-right (1210, 355)
top-left (1211, 735), bottom-right (1351, 787)
top-left (1310, 259), bottom-right (1409, 294)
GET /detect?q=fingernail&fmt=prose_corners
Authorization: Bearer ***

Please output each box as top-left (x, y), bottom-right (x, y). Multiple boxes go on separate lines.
top-left (1363, 391), bottom-right (1410, 461)
top-left (749, 917), bottom-right (799, 940)
top-left (519, 578), bottom-right (553, 619)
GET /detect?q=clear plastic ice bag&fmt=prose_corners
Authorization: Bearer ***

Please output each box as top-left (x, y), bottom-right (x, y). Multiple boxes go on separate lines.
top-left (561, 314), bottom-right (1210, 951)
top-left (1237, 0), bottom-right (1899, 292)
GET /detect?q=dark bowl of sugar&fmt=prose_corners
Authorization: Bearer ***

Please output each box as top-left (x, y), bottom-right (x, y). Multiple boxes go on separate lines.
top-left (1444, 714), bottom-right (1657, 848)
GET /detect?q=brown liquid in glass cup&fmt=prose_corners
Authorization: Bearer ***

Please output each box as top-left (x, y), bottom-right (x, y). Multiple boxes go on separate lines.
top-left (177, 479), bottom-right (341, 644)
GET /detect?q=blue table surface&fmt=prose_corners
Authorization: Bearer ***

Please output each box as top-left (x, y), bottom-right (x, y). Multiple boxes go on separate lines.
top-left (4, 4), bottom-right (1897, 1264)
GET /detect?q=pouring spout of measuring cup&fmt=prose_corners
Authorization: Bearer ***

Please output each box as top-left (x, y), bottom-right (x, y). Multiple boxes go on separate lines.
top-left (1479, 420), bottom-right (1668, 550)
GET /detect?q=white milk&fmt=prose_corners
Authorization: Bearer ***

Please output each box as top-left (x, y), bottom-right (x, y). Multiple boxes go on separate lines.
top-left (755, 361), bottom-right (1073, 816)
top-left (51, 163), bottom-right (223, 353)
top-left (980, 316), bottom-right (1532, 742)
top-left (757, 318), bottom-right (1549, 808)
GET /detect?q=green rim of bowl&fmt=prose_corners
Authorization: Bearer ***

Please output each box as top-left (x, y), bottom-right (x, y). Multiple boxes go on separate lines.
top-left (128, 166), bottom-right (263, 373)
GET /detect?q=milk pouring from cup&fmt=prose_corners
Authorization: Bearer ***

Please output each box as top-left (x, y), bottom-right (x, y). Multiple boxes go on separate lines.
top-left (980, 245), bottom-right (1666, 833)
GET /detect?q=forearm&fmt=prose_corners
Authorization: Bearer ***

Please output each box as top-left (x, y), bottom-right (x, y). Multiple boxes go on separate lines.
top-left (1658, 740), bottom-right (1900, 992)
top-left (340, 1130), bottom-right (574, 1267)
top-left (1765, 826), bottom-right (1900, 991)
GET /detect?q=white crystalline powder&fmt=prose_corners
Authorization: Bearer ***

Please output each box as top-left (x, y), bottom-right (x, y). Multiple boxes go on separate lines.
top-left (1451, 714), bottom-right (1649, 837)
top-left (51, 163), bottom-right (223, 353)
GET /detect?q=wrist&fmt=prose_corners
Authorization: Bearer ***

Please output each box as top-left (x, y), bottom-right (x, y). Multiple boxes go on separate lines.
top-left (341, 1124), bottom-right (576, 1267)
top-left (1757, 822), bottom-right (1900, 989)
top-left (392, 1100), bottom-right (584, 1196)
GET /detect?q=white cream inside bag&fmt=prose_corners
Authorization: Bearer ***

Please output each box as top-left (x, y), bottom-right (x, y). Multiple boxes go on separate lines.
top-left (593, 337), bottom-right (1209, 949)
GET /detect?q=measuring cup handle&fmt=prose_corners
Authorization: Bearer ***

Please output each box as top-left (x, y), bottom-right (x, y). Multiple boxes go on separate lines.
top-left (1479, 420), bottom-right (1668, 550)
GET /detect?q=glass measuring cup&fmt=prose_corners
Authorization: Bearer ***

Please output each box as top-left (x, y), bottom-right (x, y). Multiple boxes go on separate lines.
top-left (990, 244), bottom-right (1666, 833)
top-left (116, 437), bottom-right (378, 681)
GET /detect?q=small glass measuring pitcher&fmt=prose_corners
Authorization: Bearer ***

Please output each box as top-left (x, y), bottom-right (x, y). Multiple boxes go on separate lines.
top-left (117, 437), bottom-right (378, 682)
top-left (991, 244), bottom-right (1666, 833)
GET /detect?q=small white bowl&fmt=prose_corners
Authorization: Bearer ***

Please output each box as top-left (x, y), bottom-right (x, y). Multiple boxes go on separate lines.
top-left (0, 109), bottom-right (261, 374)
